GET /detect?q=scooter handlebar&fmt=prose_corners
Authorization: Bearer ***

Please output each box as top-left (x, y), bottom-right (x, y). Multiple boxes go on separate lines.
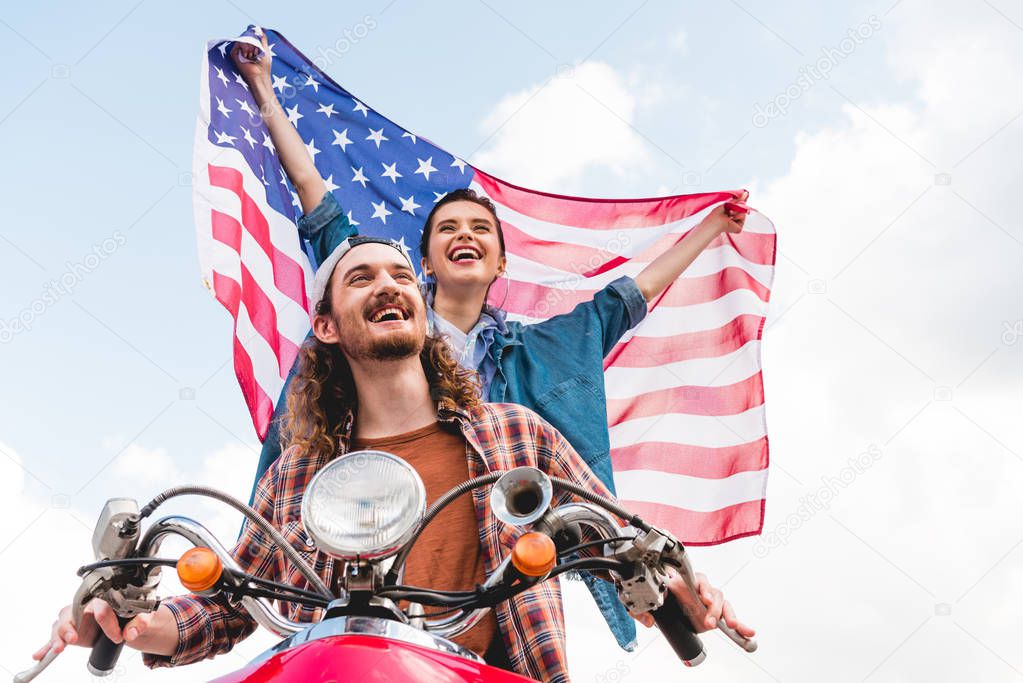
top-left (86, 615), bottom-right (129, 677)
top-left (651, 590), bottom-right (706, 667)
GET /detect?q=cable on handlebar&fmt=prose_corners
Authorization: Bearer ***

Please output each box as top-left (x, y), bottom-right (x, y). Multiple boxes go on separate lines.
top-left (546, 477), bottom-right (651, 533)
top-left (138, 485), bottom-right (332, 598)
top-left (385, 472), bottom-right (504, 585)
top-left (555, 536), bottom-right (633, 558)
top-left (77, 557), bottom-right (179, 576)
top-left (385, 556), bottom-right (632, 619)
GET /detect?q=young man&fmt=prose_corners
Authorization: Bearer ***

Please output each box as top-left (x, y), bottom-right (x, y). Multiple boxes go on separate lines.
top-left (36, 238), bottom-right (754, 682)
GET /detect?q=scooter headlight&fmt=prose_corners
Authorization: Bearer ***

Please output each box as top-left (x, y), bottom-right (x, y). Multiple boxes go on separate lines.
top-left (301, 450), bottom-right (426, 561)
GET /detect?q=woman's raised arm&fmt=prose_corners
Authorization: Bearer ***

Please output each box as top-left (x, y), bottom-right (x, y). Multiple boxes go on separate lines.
top-left (231, 30), bottom-right (326, 214)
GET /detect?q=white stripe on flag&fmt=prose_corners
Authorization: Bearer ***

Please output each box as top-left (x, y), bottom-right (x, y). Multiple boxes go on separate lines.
top-left (614, 468), bottom-right (768, 512)
top-left (626, 288), bottom-right (766, 337)
top-left (608, 404), bottom-right (767, 449)
top-left (604, 340), bottom-right (763, 399)
top-left (234, 294), bottom-right (289, 399)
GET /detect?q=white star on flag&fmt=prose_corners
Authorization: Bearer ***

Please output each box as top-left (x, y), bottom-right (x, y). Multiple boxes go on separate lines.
top-left (381, 161), bottom-right (402, 183)
top-left (324, 174), bottom-right (339, 193)
top-left (216, 97), bottom-right (232, 117)
top-left (399, 195), bottom-right (421, 215)
top-left (352, 99), bottom-right (369, 116)
top-left (351, 166), bottom-right (368, 188)
top-left (316, 102), bottom-right (337, 118)
top-left (242, 127), bottom-right (257, 148)
top-left (414, 157), bottom-right (437, 181)
top-left (371, 200), bottom-right (392, 224)
top-left (304, 137), bottom-right (320, 161)
top-left (285, 104), bottom-right (303, 126)
top-left (331, 128), bottom-right (352, 151)
top-left (366, 128), bottom-right (388, 148)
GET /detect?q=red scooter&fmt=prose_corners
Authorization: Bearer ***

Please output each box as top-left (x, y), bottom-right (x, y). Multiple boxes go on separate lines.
top-left (17, 451), bottom-right (757, 682)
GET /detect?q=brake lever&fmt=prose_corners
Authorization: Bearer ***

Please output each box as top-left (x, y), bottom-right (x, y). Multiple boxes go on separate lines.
top-left (672, 552), bottom-right (757, 653)
top-left (70, 569), bottom-right (108, 629)
top-left (14, 570), bottom-right (124, 683)
top-left (13, 647), bottom-right (59, 683)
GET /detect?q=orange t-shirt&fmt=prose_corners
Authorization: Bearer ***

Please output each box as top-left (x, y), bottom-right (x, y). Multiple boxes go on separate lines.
top-left (352, 421), bottom-right (498, 658)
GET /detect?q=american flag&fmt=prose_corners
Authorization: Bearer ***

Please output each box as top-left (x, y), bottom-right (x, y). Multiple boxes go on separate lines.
top-left (193, 27), bottom-right (776, 545)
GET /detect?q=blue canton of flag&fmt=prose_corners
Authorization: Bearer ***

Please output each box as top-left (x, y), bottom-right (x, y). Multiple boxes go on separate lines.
top-left (206, 25), bottom-right (473, 270)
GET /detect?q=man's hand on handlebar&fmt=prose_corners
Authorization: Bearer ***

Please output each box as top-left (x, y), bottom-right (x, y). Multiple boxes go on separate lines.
top-left (631, 570), bottom-right (756, 639)
top-left (32, 599), bottom-right (177, 661)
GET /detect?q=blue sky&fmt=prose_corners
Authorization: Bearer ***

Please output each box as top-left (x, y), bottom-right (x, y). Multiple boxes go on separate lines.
top-left (3, 1), bottom-right (1022, 681)
top-left (0, 0), bottom-right (896, 500)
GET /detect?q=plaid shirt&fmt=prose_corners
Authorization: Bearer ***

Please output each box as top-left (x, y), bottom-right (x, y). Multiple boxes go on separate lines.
top-left (144, 402), bottom-right (618, 682)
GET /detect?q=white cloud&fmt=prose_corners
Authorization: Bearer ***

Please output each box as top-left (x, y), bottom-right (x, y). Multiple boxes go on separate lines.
top-left (473, 61), bottom-right (653, 193)
top-left (669, 28), bottom-right (688, 53)
top-left (566, 1), bottom-right (1023, 680)
top-left (112, 443), bottom-right (177, 486)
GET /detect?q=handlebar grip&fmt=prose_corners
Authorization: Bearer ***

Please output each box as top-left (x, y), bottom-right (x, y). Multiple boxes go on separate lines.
top-left (651, 592), bottom-right (706, 667)
top-left (87, 615), bottom-right (130, 677)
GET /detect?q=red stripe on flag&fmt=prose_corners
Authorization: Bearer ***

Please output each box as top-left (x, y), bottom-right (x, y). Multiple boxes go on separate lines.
top-left (607, 374), bottom-right (765, 425)
top-left (604, 314), bottom-right (766, 368)
top-left (212, 270), bottom-right (241, 316)
top-left (476, 169), bottom-right (734, 230)
top-left (612, 438), bottom-right (769, 480)
top-left (212, 271), bottom-right (273, 439)
top-left (616, 499), bottom-right (765, 546)
top-left (496, 268), bottom-right (769, 320)
top-left (239, 263), bottom-right (300, 378)
top-left (211, 210), bottom-right (242, 251)
top-left (208, 164), bottom-right (309, 309)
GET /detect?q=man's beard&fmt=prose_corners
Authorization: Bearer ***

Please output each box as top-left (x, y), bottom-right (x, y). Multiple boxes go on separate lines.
top-left (337, 315), bottom-right (425, 361)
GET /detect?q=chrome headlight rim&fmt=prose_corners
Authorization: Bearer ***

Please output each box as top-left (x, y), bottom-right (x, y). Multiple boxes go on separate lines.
top-left (300, 449), bottom-right (426, 561)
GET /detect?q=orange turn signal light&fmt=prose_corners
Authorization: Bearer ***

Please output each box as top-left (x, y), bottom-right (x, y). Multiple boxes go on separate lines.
top-left (511, 532), bottom-right (556, 577)
top-left (177, 547), bottom-right (223, 593)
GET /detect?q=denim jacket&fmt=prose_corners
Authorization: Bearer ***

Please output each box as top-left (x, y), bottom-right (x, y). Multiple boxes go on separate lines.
top-left (252, 192), bottom-right (644, 649)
